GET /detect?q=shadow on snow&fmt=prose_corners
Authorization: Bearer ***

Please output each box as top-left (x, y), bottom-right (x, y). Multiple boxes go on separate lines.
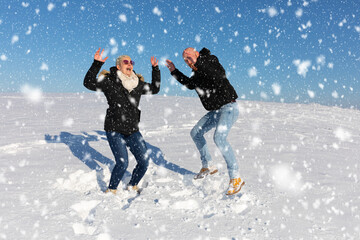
top-left (45, 131), bottom-right (194, 190)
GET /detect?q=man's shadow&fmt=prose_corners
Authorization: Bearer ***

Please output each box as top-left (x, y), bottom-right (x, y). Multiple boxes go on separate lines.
top-left (45, 131), bottom-right (195, 190)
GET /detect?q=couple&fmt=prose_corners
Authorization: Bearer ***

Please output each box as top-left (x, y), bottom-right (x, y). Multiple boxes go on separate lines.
top-left (83, 47), bottom-right (244, 196)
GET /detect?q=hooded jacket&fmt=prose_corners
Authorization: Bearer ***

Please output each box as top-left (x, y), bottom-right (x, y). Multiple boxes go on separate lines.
top-left (84, 60), bottom-right (160, 135)
top-left (170, 48), bottom-right (238, 111)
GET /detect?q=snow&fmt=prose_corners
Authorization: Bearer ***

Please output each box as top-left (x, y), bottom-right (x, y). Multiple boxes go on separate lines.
top-left (11, 35), bottom-right (19, 44)
top-left (248, 67), bottom-right (257, 78)
top-left (295, 8), bottom-right (303, 18)
top-left (271, 83), bottom-right (281, 96)
top-left (293, 59), bottom-right (311, 77)
top-left (0, 55), bottom-right (7, 61)
top-left (152, 7), bottom-right (162, 16)
top-left (47, 3), bottom-right (55, 12)
top-left (119, 14), bottom-right (127, 23)
top-left (267, 7), bottom-right (278, 18)
top-left (137, 45), bottom-right (144, 54)
top-left (195, 35), bottom-right (201, 43)
top-left (1, 94), bottom-right (360, 239)
top-left (39, 63), bottom-right (49, 71)
top-left (20, 84), bottom-right (43, 104)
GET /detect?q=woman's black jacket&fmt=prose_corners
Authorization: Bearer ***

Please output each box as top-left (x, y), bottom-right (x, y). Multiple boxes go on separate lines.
top-left (84, 60), bottom-right (160, 135)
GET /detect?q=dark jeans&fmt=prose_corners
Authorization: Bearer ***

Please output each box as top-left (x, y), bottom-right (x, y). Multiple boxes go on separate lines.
top-left (106, 131), bottom-right (149, 190)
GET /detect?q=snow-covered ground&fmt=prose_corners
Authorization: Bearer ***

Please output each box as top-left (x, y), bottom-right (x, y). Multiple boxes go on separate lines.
top-left (1, 93), bottom-right (359, 240)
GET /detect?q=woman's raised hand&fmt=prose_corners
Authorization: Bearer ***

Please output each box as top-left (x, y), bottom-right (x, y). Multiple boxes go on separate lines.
top-left (151, 56), bottom-right (159, 67)
top-left (94, 48), bottom-right (108, 62)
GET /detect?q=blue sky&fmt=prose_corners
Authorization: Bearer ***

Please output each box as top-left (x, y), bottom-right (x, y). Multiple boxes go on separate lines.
top-left (1, 0), bottom-right (359, 108)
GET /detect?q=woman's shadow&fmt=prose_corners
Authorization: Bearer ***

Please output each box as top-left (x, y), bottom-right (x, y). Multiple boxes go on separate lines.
top-left (45, 131), bottom-right (129, 191)
top-left (45, 131), bottom-right (194, 190)
top-left (94, 131), bottom-right (195, 176)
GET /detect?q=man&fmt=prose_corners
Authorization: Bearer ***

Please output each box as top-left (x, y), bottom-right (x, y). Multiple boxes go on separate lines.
top-left (166, 47), bottom-right (244, 195)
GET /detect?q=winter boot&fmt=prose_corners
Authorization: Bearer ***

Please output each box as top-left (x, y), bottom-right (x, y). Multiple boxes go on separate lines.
top-left (105, 188), bottom-right (117, 195)
top-left (126, 184), bottom-right (140, 193)
top-left (194, 166), bottom-right (218, 180)
top-left (226, 177), bottom-right (245, 195)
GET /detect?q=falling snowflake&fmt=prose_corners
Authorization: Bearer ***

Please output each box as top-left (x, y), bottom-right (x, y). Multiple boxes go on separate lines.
top-left (119, 14), bottom-right (127, 23)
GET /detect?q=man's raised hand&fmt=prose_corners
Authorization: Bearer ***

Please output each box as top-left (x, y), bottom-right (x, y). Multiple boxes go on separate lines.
top-left (166, 59), bottom-right (175, 72)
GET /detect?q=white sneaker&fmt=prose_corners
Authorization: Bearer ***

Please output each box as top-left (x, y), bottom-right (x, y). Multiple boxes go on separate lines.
top-left (194, 166), bottom-right (218, 180)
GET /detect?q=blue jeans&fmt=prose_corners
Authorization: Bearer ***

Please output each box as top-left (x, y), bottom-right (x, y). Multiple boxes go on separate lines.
top-left (190, 102), bottom-right (240, 179)
top-left (106, 131), bottom-right (149, 190)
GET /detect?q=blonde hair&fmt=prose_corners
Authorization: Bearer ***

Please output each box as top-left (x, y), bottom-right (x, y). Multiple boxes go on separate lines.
top-left (116, 55), bottom-right (131, 67)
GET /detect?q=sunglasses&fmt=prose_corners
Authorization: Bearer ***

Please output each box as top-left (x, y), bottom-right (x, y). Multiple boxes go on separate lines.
top-left (123, 60), bottom-right (135, 66)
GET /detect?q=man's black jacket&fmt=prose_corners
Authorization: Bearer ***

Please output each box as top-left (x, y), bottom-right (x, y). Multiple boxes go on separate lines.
top-left (171, 48), bottom-right (238, 111)
top-left (84, 60), bottom-right (160, 135)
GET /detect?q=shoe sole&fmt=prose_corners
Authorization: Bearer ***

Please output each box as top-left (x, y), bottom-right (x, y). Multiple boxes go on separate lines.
top-left (226, 181), bottom-right (245, 195)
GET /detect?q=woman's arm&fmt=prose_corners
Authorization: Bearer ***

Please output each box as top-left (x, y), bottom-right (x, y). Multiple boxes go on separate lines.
top-left (83, 48), bottom-right (109, 91)
top-left (142, 57), bottom-right (161, 94)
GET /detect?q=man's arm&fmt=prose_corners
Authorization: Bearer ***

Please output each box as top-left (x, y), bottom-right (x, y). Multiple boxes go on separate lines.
top-left (166, 59), bottom-right (196, 90)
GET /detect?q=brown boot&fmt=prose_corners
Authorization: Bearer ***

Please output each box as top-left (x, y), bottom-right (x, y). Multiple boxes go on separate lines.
top-left (105, 188), bottom-right (117, 195)
top-left (226, 178), bottom-right (245, 195)
top-left (194, 166), bottom-right (218, 179)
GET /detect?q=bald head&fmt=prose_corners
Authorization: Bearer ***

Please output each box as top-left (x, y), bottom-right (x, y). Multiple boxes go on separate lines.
top-left (182, 47), bottom-right (199, 69)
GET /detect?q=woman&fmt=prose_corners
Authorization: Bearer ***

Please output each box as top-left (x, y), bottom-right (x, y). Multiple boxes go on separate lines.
top-left (84, 48), bottom-right (160, 194)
